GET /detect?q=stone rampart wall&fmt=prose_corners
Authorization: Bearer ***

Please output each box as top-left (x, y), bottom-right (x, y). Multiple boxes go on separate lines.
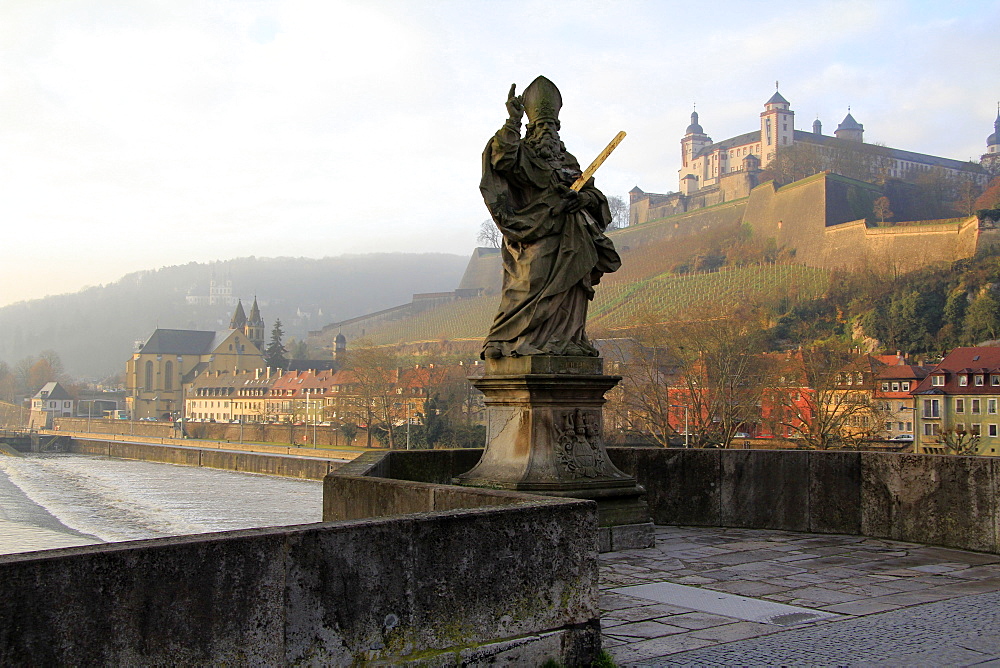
top-left (0, 502), bottom-right (600, 665)
top-left (69, 439), bottom-right (342, 480)
top-left (612, 199), bottom-right (748, 252)
top-left (55, 417), bottom-right (366, 448)
top-left (817, 217), bottom-right (981, 272)
top-left (608, 448), bottom-right (1000, 554)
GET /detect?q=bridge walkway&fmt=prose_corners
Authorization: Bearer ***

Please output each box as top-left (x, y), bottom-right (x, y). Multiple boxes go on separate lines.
top-left (602, 525), bottom-right (1000, 666)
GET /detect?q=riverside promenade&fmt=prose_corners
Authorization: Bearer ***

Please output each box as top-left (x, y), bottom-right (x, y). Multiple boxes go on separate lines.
top-left (602, 526), bottom-right (1000, 666)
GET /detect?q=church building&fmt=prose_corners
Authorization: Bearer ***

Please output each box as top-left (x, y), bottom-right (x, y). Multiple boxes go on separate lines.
top-left (125, 300), bottom-right (266, 420)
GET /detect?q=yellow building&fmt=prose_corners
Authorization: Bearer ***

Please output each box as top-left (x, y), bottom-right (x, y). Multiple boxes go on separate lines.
top-left (126, 322), bottom-right (265, 421)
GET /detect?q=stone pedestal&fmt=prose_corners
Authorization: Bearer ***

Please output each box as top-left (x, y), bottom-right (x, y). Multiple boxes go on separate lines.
top-left (457, 356), bottom-right (653, 550)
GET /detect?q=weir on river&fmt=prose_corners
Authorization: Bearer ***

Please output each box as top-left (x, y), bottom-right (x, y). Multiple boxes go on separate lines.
top-left (0, 453), bottom-right (323, 555)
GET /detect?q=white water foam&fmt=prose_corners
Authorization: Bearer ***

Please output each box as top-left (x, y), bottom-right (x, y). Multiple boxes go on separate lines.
top-left (0, 453), bottom-right (323, 553)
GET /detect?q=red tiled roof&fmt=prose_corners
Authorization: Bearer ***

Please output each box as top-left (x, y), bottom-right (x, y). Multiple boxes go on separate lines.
top-left (913, 347), bottom-right (1000, 395)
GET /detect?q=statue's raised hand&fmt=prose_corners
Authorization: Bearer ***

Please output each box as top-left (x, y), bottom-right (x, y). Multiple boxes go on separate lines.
top-left (506, 83), bottom-right (524, 121)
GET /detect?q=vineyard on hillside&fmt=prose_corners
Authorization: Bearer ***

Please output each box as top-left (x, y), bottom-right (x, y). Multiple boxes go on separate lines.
top-left (590, 264), bottom-right (830, 330)
top-left (349, 263), bottom-right (831, 347)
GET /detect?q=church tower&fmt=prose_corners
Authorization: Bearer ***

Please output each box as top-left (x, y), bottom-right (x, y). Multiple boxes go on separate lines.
top-left (230, 299), bottom-right (248, 331)
top-left (246, 297), bottom-right (266, 352)
top-left (982, 106), bottom-right (1000, 177)
top-left (759, 87), bottom-right (794, 169)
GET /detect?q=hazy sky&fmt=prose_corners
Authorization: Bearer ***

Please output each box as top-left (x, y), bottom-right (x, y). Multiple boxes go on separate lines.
top-left (1, 0), bottom-right (997, 308)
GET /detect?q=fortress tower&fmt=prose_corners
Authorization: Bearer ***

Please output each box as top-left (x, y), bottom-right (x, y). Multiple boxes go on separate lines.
top-left (759, 87), bottom-right (795, 168)
top-left (983, 107), bottom-right (1000, 177)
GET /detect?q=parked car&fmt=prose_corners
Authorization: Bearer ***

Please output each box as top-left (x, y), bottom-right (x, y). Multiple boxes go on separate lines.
top-left (889, 434), bottom-right (914, 441)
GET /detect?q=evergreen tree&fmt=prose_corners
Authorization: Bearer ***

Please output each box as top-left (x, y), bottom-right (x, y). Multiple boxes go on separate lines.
top-left (265, 319), bottom-right (289, 370)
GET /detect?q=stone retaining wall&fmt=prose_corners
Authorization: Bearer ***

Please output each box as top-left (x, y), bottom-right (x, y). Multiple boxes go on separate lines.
top-left (0, 501), bottom-right (600, 665)
top-left (608, 448), bottom-right (1000, 554)
top-left (69, 439), bottom-right (341, 480)
top-left (55, 417), bottom-right (366, 448)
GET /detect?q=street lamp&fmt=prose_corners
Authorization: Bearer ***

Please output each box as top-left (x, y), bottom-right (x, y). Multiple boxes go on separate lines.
top-left (406, 402), bottom-right (413, 450)
top-left (670, 404), bottom-right (689, 448)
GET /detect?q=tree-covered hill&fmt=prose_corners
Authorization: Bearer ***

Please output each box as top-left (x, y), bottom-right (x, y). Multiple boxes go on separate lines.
top-left (0, 253), bottom-right (467, 379)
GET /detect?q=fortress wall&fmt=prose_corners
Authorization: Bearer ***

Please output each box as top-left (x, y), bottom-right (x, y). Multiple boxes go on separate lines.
top-left (741, 174), bottom-right (984, 272)
top-left (612, 199), bottom-right (747, 252)
top-left (817, 217), bottom-right (980, 272)
top-left (457, 247), bottom-right (502, 293)
top-left (741, 176), bottom-right (829, 263)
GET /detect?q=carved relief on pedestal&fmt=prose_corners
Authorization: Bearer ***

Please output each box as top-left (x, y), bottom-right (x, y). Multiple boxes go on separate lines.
top-left (553, 408), bottom-right (610, 478)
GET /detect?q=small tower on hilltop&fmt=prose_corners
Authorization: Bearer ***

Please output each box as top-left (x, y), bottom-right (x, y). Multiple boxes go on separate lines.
top-left (982, 105), bottom-right (1000, 177)
top-left (246, 297), bottom-right (266, 352)
top-left (835, 109), bottom-right (865, 143)
top-left (681, 108), bottom-right (712, 170)
top-left (759, 84), bottom-right (795, 168)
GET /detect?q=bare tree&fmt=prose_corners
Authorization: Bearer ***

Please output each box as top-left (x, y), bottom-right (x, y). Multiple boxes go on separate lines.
top-left (935, 428), bottom-right (981, 455)
top-left (955, 178), bottom-right (983, 216)
top-left (603, 338), bottom-right (681, 447)
top-left (477, 218), bottom-right (501, 248)
top-left (873, 196), bottom-right (893, 224)
top-left (606, 306), bottom-right (775, 448)
top-left (767, 345), bottom-right (887, 450)
top-left (607, 195), bottom-right (629, 230)
top-left (341, 341), bottom-right (400, 448)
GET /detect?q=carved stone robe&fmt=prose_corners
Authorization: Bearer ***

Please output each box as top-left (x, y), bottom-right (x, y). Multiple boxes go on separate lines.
top-left (480, 121), bottom-right (621, 358)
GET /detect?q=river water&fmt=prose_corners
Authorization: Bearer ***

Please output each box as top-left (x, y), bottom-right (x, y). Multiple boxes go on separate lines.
top-left (0, 453), bottom-right (323, 556)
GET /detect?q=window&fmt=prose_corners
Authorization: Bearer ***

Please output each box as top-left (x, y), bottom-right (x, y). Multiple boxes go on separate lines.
top-left (990, 399), bottom-right (997, 414)
top-left (902, 382), bottom-right (910, 391)
top-left (972, 424), bottom-right (982, 436)
top-left (892, 382), bottom-right (899, 392)
top-left (991, 424), bottom-right (998, 438)
top-left (956, 423), bottom-right (966, 433)
top-left (881, 382), bottom-right (889, 391)
top-left (960, 375), bottom-right (968, 386)
top-left (976, 375), bottom-right (985, 386)
top-left (956, 399), bottom-right (965, 413)
top-left (923, 399), bottom-right (940, 418)
top-left (973, 399), bottom-right (982, 414)
top-left (932, 375), bottom-right (945, 386)
top-left (992, 375), bottom-right (1000, 386)
top-left (144, 361), bottom-right (154, 390)
top-left (164, 361), bottom-right (173, 391)
top-left (924, 423), bottom-right (940, 436)
top-left (906, 421), bottom-right (912, 431)
top-left (884, 421), bottom-right (892, 431)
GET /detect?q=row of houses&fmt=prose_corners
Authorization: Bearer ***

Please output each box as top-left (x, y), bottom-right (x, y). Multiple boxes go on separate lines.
top-left (603, 337), bottom-right (1000, 455)
top-left (184, 363), bottom-right (475, 426)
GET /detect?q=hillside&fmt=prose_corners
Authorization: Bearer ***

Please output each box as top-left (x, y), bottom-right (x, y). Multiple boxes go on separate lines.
top-left (0, 253), bottom-right (467, 379)
top-left (317, 263), bottom-right (830, 349)
top-left (309, 211), bottom-right (830, 351)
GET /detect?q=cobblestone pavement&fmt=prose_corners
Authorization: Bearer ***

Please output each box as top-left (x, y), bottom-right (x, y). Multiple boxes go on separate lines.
top-left (601, 526), bottom-right (1000, 666)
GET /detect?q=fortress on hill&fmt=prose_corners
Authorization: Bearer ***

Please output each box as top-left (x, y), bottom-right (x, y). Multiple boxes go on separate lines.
top-left (631, 89), bottom-right (996, 223)
top-left (308, 94), bottom-right (1000, 349)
